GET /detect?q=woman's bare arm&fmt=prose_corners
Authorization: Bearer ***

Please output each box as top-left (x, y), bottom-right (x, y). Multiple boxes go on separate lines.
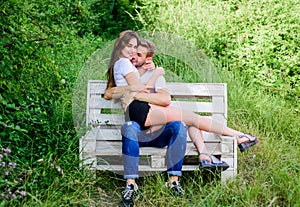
top-left (104, 84), bottom-right (153, 100)
top-left (125, 67), bottom-right (164, 90)
top-left (104, 85), bottom-right (132, 100)
top-left (125, 72), bottom-right (144, 86)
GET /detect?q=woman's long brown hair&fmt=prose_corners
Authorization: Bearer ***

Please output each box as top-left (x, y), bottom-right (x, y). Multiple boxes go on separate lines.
top-left (106, 30), bottom-right (139, 89)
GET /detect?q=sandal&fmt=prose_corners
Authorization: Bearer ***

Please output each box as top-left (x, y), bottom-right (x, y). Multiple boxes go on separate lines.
top-left (199, 153), bottom-right (229, 171)
top-left (237, 134), bottom-right (259, 152)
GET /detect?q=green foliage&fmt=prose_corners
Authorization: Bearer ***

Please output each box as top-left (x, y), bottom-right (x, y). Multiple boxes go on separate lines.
top-left (135, 0), bottom-right (300, 103)
top-left (1, 0), bottom-right (73, 162)
top-left (1, 0), bottom-right (299, 206)
top-left (0, 147), bottom-right (26, 204)
top-left (0, 0), bottom-right (142, 205)
top-left (74, 0), bottom-right (144, 38)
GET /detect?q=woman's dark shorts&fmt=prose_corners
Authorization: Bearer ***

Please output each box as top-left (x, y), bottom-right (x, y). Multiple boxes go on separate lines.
top-left (125, 100), bottom-right (150, 130)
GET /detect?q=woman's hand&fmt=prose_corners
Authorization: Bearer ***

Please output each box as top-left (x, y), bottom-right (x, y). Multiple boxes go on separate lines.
top-left (122, 91), bottom-right (137, 110)
top-left (143, 60), bottom-right (155, 70)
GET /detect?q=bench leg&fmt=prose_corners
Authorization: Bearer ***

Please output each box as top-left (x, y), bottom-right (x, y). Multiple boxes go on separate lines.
top-left (220, 136), bottom-right (237, 182)
top-left (79, 129), bottom-right (97, 171)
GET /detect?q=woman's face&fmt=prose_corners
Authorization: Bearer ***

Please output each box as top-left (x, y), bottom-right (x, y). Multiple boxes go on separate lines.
top-left (120, 38), bottom-right (138, 59)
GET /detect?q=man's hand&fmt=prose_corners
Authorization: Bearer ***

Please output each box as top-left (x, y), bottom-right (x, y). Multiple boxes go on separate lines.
top-left (145, 67), bottom-right (165, 89)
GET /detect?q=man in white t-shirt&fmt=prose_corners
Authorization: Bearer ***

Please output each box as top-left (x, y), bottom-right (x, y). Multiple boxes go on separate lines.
top-left (105, 42), bottom-right (187, 207)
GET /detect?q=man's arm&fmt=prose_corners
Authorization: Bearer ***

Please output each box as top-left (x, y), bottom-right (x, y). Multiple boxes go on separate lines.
top-left (135, 70), bottom-right (171, 106)
top-left (133, 88), bottom-right (171, 107)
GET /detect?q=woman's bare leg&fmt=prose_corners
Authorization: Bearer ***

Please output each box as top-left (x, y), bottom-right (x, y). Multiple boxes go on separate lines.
top-left (145, 105), bottom-right (244, 137)
top-left (187, 127), bottom-right (211, 161)
top-left (188, 127), bottom-right (230, 167)
top-left (188, 127), bottom-right (206, 154)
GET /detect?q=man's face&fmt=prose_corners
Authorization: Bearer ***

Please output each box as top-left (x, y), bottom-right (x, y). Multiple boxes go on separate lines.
top-left (135, 46), bottom-right (148, 68)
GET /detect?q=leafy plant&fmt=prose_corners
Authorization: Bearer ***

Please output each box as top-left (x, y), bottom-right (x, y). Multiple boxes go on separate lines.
top-left (77, 0), bottom-right (144, 38)
top-left (1, 0), bottom-right (299, 206)
top-left (0, 147), bottom-right (26, 204)
top-left (135, 0), bottom-right (300, 103)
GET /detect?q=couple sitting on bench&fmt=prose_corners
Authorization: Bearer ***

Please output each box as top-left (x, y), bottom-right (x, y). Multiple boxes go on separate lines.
top-left (104, 30), bottom-right (258, 207)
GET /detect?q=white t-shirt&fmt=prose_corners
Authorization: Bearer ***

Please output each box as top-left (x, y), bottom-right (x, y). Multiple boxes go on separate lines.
top-left (114, 57), bottom-right (167, 92)
top-left (114, 58), bottom-right (138, 86)
top-left (139, 70), bottom-right (167, 92)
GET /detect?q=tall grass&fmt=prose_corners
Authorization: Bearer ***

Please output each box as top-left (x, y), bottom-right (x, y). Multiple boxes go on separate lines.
top-left (125, 0), bottom-right (300, 206)
top-left (138, 0), bottom-right (300, 101)
top-left (2, 0), bottom-right (299, 206)
top-left (123, 60), bottom-right (300, 207)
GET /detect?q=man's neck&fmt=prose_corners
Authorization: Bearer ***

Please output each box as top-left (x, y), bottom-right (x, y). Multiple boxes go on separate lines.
top-left (137, 66), bottom-right (147, 76)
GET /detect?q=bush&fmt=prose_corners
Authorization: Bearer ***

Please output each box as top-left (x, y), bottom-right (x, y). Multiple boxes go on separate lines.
top-left (1, 0), bottom-right (73, 161)
top-left (135, 0), bottom-right (300, 103)
top-left (0, 0), bottom-right (103, 164)
top-left (74, 0), bottom-right (144, 38)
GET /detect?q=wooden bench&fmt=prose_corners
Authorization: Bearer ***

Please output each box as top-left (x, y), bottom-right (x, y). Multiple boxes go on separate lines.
top-left (80, 80), bottom-right (237, 182)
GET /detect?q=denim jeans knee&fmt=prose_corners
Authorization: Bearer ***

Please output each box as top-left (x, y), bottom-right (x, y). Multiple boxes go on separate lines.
top-left (121, 121), bottom-right (140, 139)
top-left (122, 121), bottom-right (141, 179)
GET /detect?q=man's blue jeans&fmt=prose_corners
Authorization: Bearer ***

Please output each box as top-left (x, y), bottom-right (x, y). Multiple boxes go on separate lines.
top-left (121, 121), bottom-right (187, 179)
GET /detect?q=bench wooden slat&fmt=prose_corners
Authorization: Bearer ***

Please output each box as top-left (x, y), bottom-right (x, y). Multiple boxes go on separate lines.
top-left (167, 83), bottom-right (226, 97)
top-left (89, 80), bottom-right (106, 94)
top-left (94, 164), bottom-right (196, 172)
top-left (89, 96), bottom-right (123, 109)
top-left (94, 142), bottom-right (222, 156)
top-left (167, 101), bottom-right (225, 113)
top-left (88, 113), bottom-right (125, 125)
top-left (95, 165), bottom-right (236, 175)
top-left (89, 81), bottom-right (226, 97)
top-left (89, 98), bottom-right (224, 113)
top-left (83, 128), bottom-right (222, 142)
top-left (89, 97), bottom-right (226, 114)
top-left (87, 113), bottom-right (226, 128)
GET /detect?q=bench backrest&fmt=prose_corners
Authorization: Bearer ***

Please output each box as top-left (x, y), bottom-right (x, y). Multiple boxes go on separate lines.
top-left (86, 80), bottom-right (227, 142)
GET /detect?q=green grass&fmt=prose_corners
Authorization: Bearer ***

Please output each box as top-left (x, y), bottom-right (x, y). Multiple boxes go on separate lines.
top-left (127, 0), bottom-right (300, 206)
top-left (1, 0), bottom-right (299, 206)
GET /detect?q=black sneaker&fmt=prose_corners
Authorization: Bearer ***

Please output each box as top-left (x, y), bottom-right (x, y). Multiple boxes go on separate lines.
top-left (166, 181), bottom-right (184, 197)
top-left (119, 183), bottom-right (139, 207)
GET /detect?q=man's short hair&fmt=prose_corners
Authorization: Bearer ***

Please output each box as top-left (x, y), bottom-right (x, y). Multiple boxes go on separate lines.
top-left (139, 39), bottom-right (156, 57)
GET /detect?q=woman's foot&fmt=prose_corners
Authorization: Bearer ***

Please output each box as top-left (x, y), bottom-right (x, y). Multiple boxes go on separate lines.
top-left (199, 153), bottom-right (229, 171)
top-left (237, 134), bottom-right (259, 152)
